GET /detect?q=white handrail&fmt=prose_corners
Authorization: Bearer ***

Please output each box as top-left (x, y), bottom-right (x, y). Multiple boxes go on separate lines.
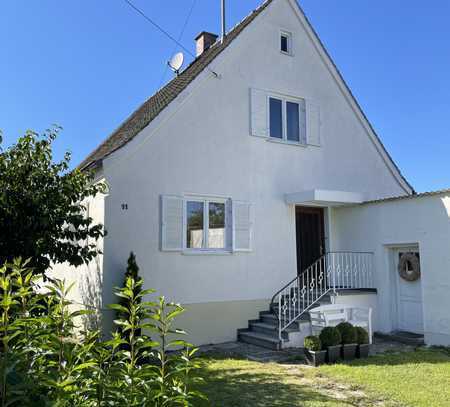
top-left (272, 252), bottom-right (374, 341)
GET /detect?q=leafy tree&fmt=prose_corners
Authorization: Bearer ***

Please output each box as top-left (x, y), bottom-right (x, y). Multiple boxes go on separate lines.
top-left (0, 127), bottom-right (105, 276)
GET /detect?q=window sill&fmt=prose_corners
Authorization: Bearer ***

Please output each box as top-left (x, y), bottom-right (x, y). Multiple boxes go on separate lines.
top-left (181, 250), bottom-right (233, 256)
top-left (266, 138), bottom-right (307, 147)
top-left (280, 50), bottom-right (293, 57)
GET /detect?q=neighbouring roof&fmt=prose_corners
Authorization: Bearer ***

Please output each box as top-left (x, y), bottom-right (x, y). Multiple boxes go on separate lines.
top-left (364, 188), bottom-right (450, 205)
top-left (79, 0), bottom-right (414, 195)
top-left (79, 0), bottom-right (274, 170)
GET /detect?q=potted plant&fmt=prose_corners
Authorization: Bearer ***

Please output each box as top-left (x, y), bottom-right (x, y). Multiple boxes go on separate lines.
top-left (355, 326), bottom-right (370, 358)
top-left (319, 326), bottom-right (342, 363)
top-left (336, 322), bottom-right (358, 360)
top-left (304, 335), bottom-right (327, 366)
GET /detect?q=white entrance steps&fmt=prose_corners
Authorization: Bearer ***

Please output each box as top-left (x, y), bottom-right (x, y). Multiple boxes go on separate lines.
top-left (238, 295), bottom-right (332, 350)
top-left (238, 289), bottom-right (377, 350)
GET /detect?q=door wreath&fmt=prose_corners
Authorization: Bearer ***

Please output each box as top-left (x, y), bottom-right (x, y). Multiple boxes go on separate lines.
top-left (398, 252), bottom-right (420, 282)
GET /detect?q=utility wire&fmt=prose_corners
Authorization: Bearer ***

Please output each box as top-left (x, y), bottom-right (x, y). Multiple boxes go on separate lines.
top-left (158, 0), bottom-right (197, 88)
top-left (123, 0), bottom-right (196, 59)
top-left (123, 0), bottom-right (218, 77)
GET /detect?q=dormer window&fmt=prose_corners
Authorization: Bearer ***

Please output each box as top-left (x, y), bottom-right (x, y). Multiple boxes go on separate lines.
top-left (280, 31), bottom-right (292, 55)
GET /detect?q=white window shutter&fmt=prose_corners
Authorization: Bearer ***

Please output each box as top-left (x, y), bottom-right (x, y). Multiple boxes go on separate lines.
top-left (161, 195), bottom-right (183, 251)
top-left (232, 200), bottom-right (253, 252)
top-left (306, 101), bottom-right (321, 146)
top-left (250, 88), bottom-right (268, 137)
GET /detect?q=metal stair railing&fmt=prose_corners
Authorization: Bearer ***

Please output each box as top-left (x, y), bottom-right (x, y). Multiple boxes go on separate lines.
top-left (269, 251), bottom-right (374, 341)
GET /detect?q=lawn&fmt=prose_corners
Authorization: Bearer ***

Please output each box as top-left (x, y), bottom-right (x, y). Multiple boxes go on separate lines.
top-left (196, 348), bottom-right (450, 407)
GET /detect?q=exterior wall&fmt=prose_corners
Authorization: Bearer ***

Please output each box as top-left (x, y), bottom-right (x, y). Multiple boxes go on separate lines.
top-left (54, 0), bottom-right (412, 345)
top-left (178, 299), bottom-right (270, 345)
top-left (50, 186), bottom-right (106, 331)
top-left (332, 194), bottom-right (450, 346)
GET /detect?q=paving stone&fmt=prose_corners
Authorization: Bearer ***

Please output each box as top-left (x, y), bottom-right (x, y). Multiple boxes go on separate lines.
top-left (198, 337), bottom-right (416, 363)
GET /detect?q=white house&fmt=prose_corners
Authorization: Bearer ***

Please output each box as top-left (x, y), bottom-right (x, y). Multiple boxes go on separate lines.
top-left (54, 0), bottom-right (450, 348)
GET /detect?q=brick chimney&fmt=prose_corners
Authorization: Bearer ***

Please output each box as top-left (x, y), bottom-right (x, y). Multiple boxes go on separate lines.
top-left (195, 31), bottom-right (218, 57)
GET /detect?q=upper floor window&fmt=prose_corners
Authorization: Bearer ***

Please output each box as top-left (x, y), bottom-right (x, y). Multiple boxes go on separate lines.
top-left (280, 31), bottom-right (292, 55)
top-left (269, 96), bottom-right (306, 143)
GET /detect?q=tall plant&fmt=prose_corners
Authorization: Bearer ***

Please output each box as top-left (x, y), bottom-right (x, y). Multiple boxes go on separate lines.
top-left (0, 127), bottom-right (105, 276)
top-left (0, 258), bottom-right (206, 406)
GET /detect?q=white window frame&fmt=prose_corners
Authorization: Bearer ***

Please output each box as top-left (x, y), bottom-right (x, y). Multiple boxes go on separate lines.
top-left (267, 93), bottom-right (306, 145)
top-left (183, 196), bottom-right (230, 253)
top-left (280, 30), bottom-right (292, 55)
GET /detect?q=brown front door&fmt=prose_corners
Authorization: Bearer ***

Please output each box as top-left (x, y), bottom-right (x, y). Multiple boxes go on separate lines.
top-left (296, 207), bottom-right (325, 275)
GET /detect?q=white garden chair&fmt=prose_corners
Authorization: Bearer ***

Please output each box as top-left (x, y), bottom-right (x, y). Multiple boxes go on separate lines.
top-left (309, 304), bottom-right (373, 344)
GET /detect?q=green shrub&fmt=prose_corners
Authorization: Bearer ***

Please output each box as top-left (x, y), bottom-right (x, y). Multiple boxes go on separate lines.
top-left (355, 326), bottom-right (369, 344)
top-left (319, 326), bottom-right (341, 349)
top-left (304, 335), bottom-right (321, 351)
top-left (336, 322), bottom-right (357, 344)
top-left (0, 257), bottom-right (206, 406)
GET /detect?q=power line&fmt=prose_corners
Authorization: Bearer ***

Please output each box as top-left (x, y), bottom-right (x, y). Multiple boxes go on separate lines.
top-left (158, 0), bottom-right (197, 88)
top-left (123, 0), bottom-right (218, 78)
top-left (123, 0), bottom-right (196, 59)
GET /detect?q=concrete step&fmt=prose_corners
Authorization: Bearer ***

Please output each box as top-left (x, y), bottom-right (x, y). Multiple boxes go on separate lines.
top-left (249, 321), bottom-right (298, 339)
top-left (375, 331), bottom-right (425, 346)
top-left (237, 330), bottom-right (282, 350)
top-left (259, 311), bottom-right (309, 325)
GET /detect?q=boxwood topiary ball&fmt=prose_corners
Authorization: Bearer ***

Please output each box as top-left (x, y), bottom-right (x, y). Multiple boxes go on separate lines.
top-left (336, 322), bottom-right (357, 344)
top-left (319, 326), bottom-right (342, 348)
top-left (355, 326), bottom-right (369, 344)
top-left (304, 335), bottom-right (321, 351)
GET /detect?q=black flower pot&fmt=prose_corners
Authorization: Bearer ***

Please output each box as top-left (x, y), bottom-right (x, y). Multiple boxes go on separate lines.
top-left (304, 349), bottom-right (327, 367)
top-left (341, 344), bottom-right (358, 360)
top-left (357, 344), bottom-right (370, 358)
top-left (326, 345), bottom-right (341, 363)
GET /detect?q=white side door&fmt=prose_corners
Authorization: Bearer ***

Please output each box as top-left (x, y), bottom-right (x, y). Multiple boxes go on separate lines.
top-left (394, 249), bottom-right (424, 334)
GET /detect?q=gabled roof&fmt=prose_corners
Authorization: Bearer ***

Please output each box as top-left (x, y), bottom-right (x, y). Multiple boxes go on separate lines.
top-left (79, 0), bottom-right (414, 194)
top-left (79, 0), bottom-right (274, 170)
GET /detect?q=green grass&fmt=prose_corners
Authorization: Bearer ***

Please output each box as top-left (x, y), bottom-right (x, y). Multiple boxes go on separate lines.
top-left (317, 348), bottom-right (450, 407)
top-left (196, 348), bottom-right (450, 407)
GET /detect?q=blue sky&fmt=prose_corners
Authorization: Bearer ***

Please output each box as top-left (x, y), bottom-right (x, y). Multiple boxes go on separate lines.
top-left (1, 0), bottom-right (449, 192)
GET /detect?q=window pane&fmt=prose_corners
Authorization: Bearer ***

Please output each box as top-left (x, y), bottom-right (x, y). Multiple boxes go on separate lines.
top-left (186, 201), bottom-right (204, 249)
top-left (286, 101), bottom-right (300, 142)
top-left (269, 98), bottom-right (283, 139)
top-left (281, 35), bottom-right (288, 53)
top-left (208, 202), bottom-right (225, 249)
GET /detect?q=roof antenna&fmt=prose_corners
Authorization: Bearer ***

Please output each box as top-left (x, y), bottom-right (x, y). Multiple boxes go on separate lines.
top-left (167, 52), bottom-right (184, 76)
top-left (221, 0), bottom-right (226, 43)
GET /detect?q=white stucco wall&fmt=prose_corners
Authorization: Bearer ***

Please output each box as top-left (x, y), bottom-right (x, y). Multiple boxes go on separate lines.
top-left (52, 0), bottom-right (414, 344)
top-left (100, 0), bottom-right (408, 310)
top-left (50, 187), bottom-right (106, 331)
top-left (332, 193), bottom-right (450, 346)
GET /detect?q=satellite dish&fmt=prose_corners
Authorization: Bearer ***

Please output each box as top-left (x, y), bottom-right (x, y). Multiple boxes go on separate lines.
top-left (167, 52), bottom-right (184, 75)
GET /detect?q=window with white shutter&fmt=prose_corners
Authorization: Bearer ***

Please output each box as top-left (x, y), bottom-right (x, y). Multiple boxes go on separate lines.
top-left (232, 201), bottom-right (253, 252)
top-left (250, 88), bottom-right (320, 147)
top-left (161, 195), bottom-right (184, 251)
top-left (161, 195), bottom-right (252, 254)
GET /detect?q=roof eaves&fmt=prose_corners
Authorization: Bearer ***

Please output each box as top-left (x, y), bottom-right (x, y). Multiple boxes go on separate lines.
top-left (363, 188), bottom-right (450, 205)
top-left (78, 0), bottom-right (274, 171)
